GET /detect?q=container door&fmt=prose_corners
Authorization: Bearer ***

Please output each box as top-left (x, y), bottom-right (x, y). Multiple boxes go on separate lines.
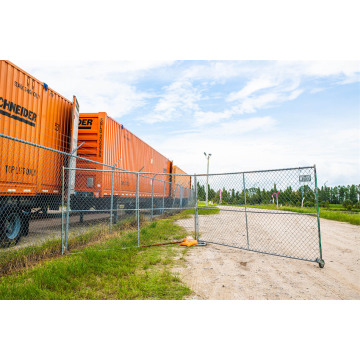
top-left (38, 87), bottom-right (73, 194)
top-left (0, 61), bottom-right (42, 196)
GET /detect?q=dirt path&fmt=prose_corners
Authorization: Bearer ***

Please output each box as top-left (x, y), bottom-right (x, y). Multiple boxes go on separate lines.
top-left (173, 210), bottom-right (360, 300)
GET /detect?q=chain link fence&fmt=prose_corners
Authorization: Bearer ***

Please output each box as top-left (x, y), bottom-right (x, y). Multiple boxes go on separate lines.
top-left (62, 167), bottom-right (196, 251)
top-left (193, 167), bottom-right (324, 266)
top-left (0, 131), bottom-right (72, 249)
top-left (0, 131), bottom-right (324, 267)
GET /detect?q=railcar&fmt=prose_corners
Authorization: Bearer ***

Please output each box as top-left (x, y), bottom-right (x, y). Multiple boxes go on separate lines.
top-left (0, 61), bottom-right (192, 246)
top-left (0, 60), bottom-right (79, 245)
top-left (72, 112), bottom-right (174, 214)
top-left (171, 166), bottom-right (192, 207)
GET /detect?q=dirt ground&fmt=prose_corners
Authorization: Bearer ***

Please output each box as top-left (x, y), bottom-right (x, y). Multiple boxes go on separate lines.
top-left (173, 209), bottom-right (360, 300)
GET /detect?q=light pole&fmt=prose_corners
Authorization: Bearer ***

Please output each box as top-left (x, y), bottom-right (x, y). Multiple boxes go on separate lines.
top-left (204, 152), bottom-right (212, 206)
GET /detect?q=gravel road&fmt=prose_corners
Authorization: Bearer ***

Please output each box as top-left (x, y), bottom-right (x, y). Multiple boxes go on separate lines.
top-left (174, 209), bottom-right (360, 300)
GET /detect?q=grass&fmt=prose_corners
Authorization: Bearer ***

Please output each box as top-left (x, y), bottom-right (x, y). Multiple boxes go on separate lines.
top-left (218, 203), bottom-right (360, 225)
top-left (0, 215), bottom-right (142, 277)
top-left (326, 204), bottom-right (360, 212)
top-left (187, 204), bottom-right (219, 216)
top-left (166, 205), bottom-right (219, 220)
top-left (0, 218), bottom-right (192, 300)
top-left (0, 205), bottom-right (222, 299)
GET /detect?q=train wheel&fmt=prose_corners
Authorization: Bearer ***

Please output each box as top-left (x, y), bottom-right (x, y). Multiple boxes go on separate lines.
top-left (0, 211), bottom-right (23, 247)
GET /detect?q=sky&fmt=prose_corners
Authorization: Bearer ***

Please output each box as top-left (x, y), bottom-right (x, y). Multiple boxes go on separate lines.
top-left (14, 60), bottom-right (360, 186)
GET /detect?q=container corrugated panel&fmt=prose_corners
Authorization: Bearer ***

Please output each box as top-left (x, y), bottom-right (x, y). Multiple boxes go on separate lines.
top-left (76, 112), bottom-right (172, 198)
top-left (75, 113), bottom-right (103, 196)
top-left (172, 165), bottom-right (191, 198)
top-left (0, 60), bottom-right (75, 196)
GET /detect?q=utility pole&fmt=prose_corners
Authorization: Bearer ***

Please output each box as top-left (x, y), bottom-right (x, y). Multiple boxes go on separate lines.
top-left (204, 152), bottom-right (212, 206)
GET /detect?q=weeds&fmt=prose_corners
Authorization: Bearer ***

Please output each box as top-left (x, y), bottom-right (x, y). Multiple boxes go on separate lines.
top-left (0, 218), bottom-right (192, 300)
top-left (0, 205), bottom-right (220, 299)
top-left (0, 215), bottom-right (142, 277)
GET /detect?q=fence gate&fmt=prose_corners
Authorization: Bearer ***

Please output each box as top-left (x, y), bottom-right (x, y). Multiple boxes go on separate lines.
top-left (194, 166), bottom-right (324, 267)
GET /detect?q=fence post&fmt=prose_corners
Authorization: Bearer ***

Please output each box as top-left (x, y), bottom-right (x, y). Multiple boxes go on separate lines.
top-left (110, 158), bottom-right (122, 231)
top-left (243, 172), bottom-right (250, 250)
top-left (172, 184), bottom-right (179, 210)
top-left (180, 185), bottom-right (183, 209)
top-left (151, 175), bottom-right (156, 221)
top-left (136, 172), bottom-right (140, 247)
top-left (65, 166), bottom-right (71, 251)
top-left (61, 166), bottom-right (65, 255)
top-left (314, 165), bottom-right (324, 268)
top-left (194, 175), bottom-right (199, 241)
top-left (64, 142), bottom-right (84, 251)
top-left (162, 181), bottom-right (166, 215)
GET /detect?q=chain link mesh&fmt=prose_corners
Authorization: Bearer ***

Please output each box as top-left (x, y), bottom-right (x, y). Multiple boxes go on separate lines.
top-left (63, 168), bottom-right (196, 250)
top-left (0, 130), bottom-right (322, 265)
top-left (194, 167), bottom-right (322, 262)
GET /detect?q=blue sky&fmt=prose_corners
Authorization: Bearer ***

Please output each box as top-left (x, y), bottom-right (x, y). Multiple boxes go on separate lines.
top-left (16, 60), bottom-right (360, 186)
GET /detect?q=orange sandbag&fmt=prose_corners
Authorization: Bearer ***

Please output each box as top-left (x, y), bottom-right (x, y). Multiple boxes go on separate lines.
top-left (180, 237), bottom-right (198, 247)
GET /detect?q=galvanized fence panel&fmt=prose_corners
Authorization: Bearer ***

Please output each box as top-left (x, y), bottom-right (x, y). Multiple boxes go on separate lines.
top-left (0, 131), bottom-right (127, 255)
top-left (194, 166), bottom-right (324, 266)
top-left (61, 168), bottom-right (196, 249)
top-left (0, 131), bottom-right (72, 250)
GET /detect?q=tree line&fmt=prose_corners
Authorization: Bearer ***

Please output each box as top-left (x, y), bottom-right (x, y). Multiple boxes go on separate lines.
top-left (196, 183), bottom-right (360, 209)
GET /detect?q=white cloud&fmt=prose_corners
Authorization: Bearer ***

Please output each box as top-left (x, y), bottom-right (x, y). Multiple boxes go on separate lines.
top-left (11, 60), bottom-right (174, 118)
top-left (227, 77), bottom-right (277, 101)
top-left (288, 89), bottom-right (304, 100)
top-left (206, 116), bottom-right (277, 137)
top-left (194, 86), bottom-right (303, 128)
top-left (235, 92), bottom-right (281, 113)
top-left (146, 60), bottom-right (356, 128)
top-left (142, 78), bottom-right (202, 124)
top-left (145, 113), bottom-right (359, 186)
top-left (291, 61), bottom-right (360, 78)
top-left (194, 110), bottom-right (232, 126)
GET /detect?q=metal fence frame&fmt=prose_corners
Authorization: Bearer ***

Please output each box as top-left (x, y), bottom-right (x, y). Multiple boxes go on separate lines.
top-left (61, 166), bottom-right (196, 253)
top-left (1, 132), bottom-right (324, 267)
top-left (193, 166), bottom-right (324, 267)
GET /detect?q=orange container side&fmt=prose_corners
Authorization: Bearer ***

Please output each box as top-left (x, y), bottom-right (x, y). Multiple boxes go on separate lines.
top-left (0, 60), bottom-right (75, 196)
top-left (76, 113), bottom-right (171, 199)
top-left (75, 113), bottom-right (102, 197)
top-left (172, 165), bottom-right (191, 198)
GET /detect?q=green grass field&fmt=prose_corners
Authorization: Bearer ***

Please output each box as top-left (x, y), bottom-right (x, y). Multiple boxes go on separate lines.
top-left (218, 203), bottom-right (360, 225)
top-left (0, 216), bottom-right (193, 300)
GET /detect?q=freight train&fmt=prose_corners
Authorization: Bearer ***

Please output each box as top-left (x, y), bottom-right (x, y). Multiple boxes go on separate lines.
top-left (0, 60), bottom-right (191, 246)
top-left (72, 112), bottom-right (191, 214)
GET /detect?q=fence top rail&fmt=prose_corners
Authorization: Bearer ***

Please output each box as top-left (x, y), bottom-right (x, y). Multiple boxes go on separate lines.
top-left (65, 167), bottom-right (193, 188)
top-left (66, 167), bottom-right (139, 175)
top-left (192, 165), bottom-right (315, 177)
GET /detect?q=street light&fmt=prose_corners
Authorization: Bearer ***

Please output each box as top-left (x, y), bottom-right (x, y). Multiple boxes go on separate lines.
top-left (204, 152), bottom-right (212, 206)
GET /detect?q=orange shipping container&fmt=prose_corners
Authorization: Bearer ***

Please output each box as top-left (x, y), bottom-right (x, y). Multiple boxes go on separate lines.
top-left (172, 165), bottom-right (191, 199)
top-left (0, 60), bottom-right (79, 197)
top-left (75, 113), bottom-right (172, 199)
